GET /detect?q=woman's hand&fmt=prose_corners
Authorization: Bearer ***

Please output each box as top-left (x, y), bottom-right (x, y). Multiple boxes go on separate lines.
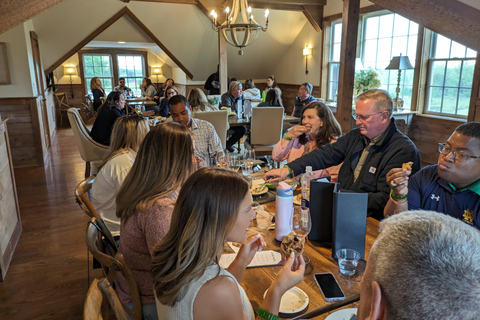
top-left (273, 252), bottom-right (305, 294)
top-left (235, 233), bottom-right (266, 267)
top-left (386, 167), bottom-right (411, 197)
top-left (285, 125), bottom-right (308, 139)
top-left (141, 110), bottom-right (155, 117)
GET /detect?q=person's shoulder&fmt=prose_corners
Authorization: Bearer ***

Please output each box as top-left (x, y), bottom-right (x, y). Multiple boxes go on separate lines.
top-left (194, 274), bottom-right (243, 320)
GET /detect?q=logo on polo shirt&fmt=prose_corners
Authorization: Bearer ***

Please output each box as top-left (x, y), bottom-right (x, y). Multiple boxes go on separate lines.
top-left (463, 209), bottom-right (474, 225)
top-left (430, 194), bottom-right (440, 201)
top-left (368, 167), bottom-right (376, 174)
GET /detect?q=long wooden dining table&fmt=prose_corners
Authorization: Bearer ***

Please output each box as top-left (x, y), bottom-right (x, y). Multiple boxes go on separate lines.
top-left (228, 115), bottom-right (300, 128)
top-left (232, 200), bottom-right (380, 319)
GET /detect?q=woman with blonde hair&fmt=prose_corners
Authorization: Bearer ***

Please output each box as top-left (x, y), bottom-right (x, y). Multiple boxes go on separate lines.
top-left (273, 101), bottom-right (342, 181)
top-left (115, 123), bottom-right (195, 320)
top-left (187, 88), bottom-right (218, 116)
top-left (92, 114), bottom-right (149, 236)
top-left (152, 167), bottom-right (305, 320)
top-left (90, 77), bottom-right (106, 111)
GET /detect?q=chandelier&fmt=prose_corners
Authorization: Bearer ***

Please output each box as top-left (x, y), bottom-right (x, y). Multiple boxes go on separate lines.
top-left (211, 0), bottom-right (269, 55)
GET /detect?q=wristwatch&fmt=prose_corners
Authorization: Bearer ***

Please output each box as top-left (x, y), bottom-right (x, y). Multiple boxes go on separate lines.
top-left (283, 132), bottom-right (292, 141)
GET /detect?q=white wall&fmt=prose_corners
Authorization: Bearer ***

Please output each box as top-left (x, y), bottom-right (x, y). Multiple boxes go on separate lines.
top-left (0, 23), bottom-right (34, 97)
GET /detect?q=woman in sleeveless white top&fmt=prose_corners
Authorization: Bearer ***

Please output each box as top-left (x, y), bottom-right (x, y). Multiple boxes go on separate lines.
top-left (156, 264), bottom-right (254, 320)
top-left (151, 168), bottom-right (305, 320)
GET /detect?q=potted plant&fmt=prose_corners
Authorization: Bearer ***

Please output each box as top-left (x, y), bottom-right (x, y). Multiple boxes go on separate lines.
top-left (354, 68), bottom-right (382, 95)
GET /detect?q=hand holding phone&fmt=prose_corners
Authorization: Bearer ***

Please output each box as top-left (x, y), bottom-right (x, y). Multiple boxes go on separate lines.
top-left (314, 273), bottom-right (345, 301)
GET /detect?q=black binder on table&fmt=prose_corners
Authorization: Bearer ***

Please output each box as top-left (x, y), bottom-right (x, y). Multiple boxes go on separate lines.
top-left (331, 190), bottom-right (368, 259)
top-left (308, 179), bottom-right (339, 243)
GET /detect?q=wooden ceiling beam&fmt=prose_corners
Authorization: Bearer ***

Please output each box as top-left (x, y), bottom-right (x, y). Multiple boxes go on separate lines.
top-left (370, 0), bottom-right (480, 52)
top-left (256, 0), bottom-right (325, 5)
top-left (248, 2), bottom-right (304, 11)
top-left (302, 4), bottom-right (323, 32)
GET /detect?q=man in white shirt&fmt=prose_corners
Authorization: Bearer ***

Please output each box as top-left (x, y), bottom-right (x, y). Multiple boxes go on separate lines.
top-left (169, 95), bottom-right (223, 167)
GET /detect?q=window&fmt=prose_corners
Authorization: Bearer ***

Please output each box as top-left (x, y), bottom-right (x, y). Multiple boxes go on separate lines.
top-left (362, 13), bottom-right (418, 108)
top-left (326, 12), bottom-right (418, 109)
top-left (117, 55), bottom-right (145, 96)
top-left (83, 54), bottom-right (114, 93)
top-left (327, 21), bottom-right (342, 102)
top-left (80, 50), bottom-right (147, 96)
top-left (426, 34), bottom-right (476, 117)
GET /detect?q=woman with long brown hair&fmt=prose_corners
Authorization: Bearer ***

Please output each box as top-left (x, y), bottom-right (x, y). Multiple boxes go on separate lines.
top-left (114, 122), bottom-right (195, 320)
top-left (151, 167), bottom-right (304, 319)
top-left (141, 77), bottom-right (157, 99)
top-left (273, 101), bottom-right (342, 181)
top-left (92, 115), bottom-right (149, 236)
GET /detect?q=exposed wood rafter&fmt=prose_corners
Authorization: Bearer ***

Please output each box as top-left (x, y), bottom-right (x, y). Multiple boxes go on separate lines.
top-left (370, 0), bottom-right (480, 52)
top-left (45, 7), bottom-right (193, 79)
top-left (302, 4), bottom-right (323, 32)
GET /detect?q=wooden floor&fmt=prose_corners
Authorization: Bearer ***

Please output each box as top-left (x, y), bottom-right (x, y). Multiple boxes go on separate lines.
top-left (0, 128), bottom-right (103, 319)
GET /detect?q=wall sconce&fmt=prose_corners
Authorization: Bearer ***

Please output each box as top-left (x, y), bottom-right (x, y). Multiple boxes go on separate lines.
top-left (64, 66), bottom-right (77, 98)
top-left (303, 45), bottom-right (312, 75)
top-left (152, 67), bottom-right (162, 87)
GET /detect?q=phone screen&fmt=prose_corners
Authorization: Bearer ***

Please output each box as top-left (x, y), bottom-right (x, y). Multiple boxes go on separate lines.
top-left (314, 273), bottom-right (345, 301)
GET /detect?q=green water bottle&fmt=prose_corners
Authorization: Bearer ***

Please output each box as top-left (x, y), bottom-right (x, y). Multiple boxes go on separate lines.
top-left (262, 91), bottom-right (266, 102)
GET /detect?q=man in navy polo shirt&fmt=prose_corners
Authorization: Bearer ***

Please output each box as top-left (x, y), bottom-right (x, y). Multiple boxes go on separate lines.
top-left (384, 122), bottom-right (480, 228)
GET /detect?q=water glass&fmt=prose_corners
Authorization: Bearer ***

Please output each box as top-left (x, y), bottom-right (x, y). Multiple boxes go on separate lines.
top-left (336, 249), bottom-right (360, 276)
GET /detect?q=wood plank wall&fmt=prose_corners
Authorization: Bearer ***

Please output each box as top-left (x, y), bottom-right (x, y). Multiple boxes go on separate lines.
top-left (0, 95), bottom-right (54, 167)
top-left (407, 115), bottom-right (463, 165)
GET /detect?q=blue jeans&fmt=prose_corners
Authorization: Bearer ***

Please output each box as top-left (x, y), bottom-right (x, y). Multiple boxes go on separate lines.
top-left (126, 302), bottom-right (158, 320)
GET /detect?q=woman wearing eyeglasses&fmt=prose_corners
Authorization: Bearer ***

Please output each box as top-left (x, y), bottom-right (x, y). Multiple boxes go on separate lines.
top-left (156, 85), bottom-right (178, 117)
top-left (272, 101), bottom-right (342, 181)
top-left (92, 115), bottom-right (149, 236)
top-left (384, 122), bottom-right (480, 229)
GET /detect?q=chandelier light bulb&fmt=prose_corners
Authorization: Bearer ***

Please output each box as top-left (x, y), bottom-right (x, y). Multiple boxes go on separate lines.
top-left (226, 7), bottom-right (230, 13)
top-left (265, 9), bottom-right (269, 18)
top-left (247, 6), bottom-right (251, 13)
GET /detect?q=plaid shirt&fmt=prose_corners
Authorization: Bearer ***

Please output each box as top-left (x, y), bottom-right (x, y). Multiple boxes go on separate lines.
top-left (190, 118), bottom-right (223, 167)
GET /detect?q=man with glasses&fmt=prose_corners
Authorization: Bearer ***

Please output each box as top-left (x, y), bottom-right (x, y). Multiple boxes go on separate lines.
top-left (265, 89), bottom-right (420, 220)
top-left (384, 122), bottom-right (480, 228)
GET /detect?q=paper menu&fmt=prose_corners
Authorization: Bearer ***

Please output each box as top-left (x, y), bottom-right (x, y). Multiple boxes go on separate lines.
top-left (219, 250), bottom-right (282, 269)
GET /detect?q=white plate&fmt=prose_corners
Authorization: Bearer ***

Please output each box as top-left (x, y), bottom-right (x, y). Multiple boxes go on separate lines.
top-left (263, 286), bottom-right (309, 314)
top-left (325, 308), bottom-right (357, 320)
top-left (293, 194), bottom-right (302, 206)
top-left (251, 185), bottom-right (268, 196)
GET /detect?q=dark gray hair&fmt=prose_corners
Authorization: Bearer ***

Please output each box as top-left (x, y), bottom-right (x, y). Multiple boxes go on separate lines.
top-left (370, 210), bottom-right (480, 319)
top-left (356, 89), bottom-right (393, 118)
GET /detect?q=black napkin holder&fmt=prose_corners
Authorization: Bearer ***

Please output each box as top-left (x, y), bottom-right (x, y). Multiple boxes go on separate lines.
top-left (308, 179), bottom-right (339, 243)
top-left (331, 189), bottom-right (368, 259)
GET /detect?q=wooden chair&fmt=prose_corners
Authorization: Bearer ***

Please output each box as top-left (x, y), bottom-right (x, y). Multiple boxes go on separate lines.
top-left (84, 277), bottom-right (128, 320)
top-left (86, 218), bottom-right (143, 320)
top-left (67, 108), bottom-right (108, 178)
top-left (83, 94), bottom-right (97, 122)
top-left (194, 110), bottom-right (228, 149)
top-left (75, 175), bottom-right (100, 219)
top-left (54, 92), bottom-right (73, 128)
top-left (245, 107), bottom-right (284, 157)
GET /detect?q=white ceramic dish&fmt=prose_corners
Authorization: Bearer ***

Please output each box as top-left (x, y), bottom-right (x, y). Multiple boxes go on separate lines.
top-left (325, 308), bottom-right (357, 320)
top-left (263, 286), bottom-right (309, 314)
top-left (251, 184), bottom-right (268, 196)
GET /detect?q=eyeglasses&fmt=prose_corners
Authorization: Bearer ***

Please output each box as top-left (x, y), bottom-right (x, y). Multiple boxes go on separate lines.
top-left (352, 111), bottom-right (384, 122)
top-left (438, 143), bottom-right (480, 162)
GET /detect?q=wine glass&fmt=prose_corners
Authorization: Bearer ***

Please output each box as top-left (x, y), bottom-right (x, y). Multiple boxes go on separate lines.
top-left (216, 150), bottom-right (231, 169)
top-left (231, 154), bottom-right (242, 172)
top-left (290, 206), bottom-right (312, 264)
top-left (244, 149), bottom-right (255, 172)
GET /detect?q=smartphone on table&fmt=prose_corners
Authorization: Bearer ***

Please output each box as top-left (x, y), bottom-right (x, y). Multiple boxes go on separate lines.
top-left (314, 272), bottom-right (346, 301)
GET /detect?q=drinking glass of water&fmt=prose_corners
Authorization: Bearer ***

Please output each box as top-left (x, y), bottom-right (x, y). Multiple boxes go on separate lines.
top-left (335, 248), bottom-right (360, 277)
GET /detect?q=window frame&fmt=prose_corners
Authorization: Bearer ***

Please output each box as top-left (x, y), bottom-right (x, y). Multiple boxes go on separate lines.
top-left (78, 49), bottom-right (148, 99)
top-left (424, 33), bottom-right (476, 119)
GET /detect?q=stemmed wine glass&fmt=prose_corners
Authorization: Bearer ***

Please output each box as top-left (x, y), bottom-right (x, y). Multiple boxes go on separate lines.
top-left (230, 154), bottom-right (242, 172)
top-left (216, 150), bottom-right (231, 169)
top-left (244, 149), bottom-right (255, 173)
top-left (290, 206), bottom-right (312, 264)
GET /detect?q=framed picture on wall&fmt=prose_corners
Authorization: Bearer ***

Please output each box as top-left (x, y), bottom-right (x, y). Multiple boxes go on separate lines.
top-left (0, 43), bottom-right (11, 85)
